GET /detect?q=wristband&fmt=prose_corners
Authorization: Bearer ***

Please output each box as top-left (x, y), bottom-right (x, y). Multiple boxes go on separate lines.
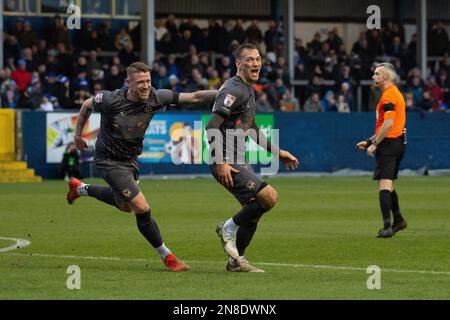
top-left (365, 138), bottom-right (372, 146)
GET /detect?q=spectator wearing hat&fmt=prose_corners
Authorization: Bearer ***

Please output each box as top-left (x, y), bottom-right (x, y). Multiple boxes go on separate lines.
top-left (12, 59), bottom-right (31, 93)
top-left (168, 74), bottom-right (183, 93)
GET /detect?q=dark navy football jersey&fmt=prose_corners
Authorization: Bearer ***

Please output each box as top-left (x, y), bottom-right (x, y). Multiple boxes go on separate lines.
top-left (212, 76), bottom-right (256, 163)
top-left (92, 87), bottom-right (175, 161)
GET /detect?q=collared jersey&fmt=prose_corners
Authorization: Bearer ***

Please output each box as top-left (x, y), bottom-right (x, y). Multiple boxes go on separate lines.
top-left (375, 83), bottom-right (406, 138)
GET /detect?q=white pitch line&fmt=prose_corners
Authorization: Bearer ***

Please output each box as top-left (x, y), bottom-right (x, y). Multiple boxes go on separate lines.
top-left (0, 237), bottom-right (31, 253)
top-left (2, 252), bottom-right (450, 276)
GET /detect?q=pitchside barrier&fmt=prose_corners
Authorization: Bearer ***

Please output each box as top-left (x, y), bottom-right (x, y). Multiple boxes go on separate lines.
top-left (17, 110), bottom-right (450, 179)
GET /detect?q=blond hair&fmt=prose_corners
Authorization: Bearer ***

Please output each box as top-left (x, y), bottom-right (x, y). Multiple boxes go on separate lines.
top-left (376, 62), bottom-right (399, 83)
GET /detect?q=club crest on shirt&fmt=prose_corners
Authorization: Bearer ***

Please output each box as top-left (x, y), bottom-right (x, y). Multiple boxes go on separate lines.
top-left (246, 181), bottom-right (255, 190)
top-left (224, 94), bottom-right (236, 107)
top-left (145, 106), bottom-right (152, 112)
top-left (94, 93), bottom-right (103, 104)
top-left (122, 188), bottom-right (132, 198)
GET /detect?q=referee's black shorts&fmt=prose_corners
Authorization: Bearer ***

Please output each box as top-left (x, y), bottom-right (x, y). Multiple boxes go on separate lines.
top-left (373, 138), bottom-right (405, 180)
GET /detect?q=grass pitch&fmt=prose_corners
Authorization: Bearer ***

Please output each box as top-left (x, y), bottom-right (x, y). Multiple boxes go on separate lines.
top-left (1, 176), bottom-right (449, 299)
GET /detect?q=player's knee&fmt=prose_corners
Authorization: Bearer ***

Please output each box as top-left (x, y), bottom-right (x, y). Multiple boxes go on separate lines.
top-left (133, 203), bottom-right (150, 214)
top-left (266, 189), bottom-right (279, 209)
top-left (258, 187), bottom-right (279, 210)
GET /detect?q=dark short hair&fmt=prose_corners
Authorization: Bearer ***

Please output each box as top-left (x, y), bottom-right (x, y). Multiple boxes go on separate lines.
top-left (235, 43), bottom-right (260, 60)
top-left (127, 62), bottom-right (150, 78)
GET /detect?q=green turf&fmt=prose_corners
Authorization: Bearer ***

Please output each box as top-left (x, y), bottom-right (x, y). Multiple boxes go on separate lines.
top-left (1, 176), bottom-right (449, 299)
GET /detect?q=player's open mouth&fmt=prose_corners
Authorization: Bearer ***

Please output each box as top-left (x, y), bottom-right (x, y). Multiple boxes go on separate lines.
top-left (251, 69), bottom-right (259, 76)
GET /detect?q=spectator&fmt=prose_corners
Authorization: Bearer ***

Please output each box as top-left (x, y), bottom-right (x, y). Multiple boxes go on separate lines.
top-left (168, 74), bottom-right (182, 93)
top-left (337, 94), bottom-right (350, 113)
top-left (179, 29), bottom-right (193, 54)
top-left (12, 59), bottom-right (31, 93)
top-left (56, 42), bottom-right (75, 77)
top-left (303, 92), bottom-right (324, 112)
top-left (308, 32), bottom-right (322, 56)
top-left (115, 28), bottom-right (133, 51)
top-left (105, 65), bottom-right (125, 91)
top-left (420, 88), bottom-right (434, 112)
top-left (49, 15), bottom-right (71, 50)
top-left (428, 21), bottom-right (449, 57)
top-left (339, 82), bottom-right (356, 111)
top-left (155, 19), bottom-right (168, 42)
top-left (436, 70), bottom-right (450, 106)
top-left (21, 47), bottom-right (37, 72)
top-left (19, 77), bottom-right (42, 109)
top-left (87, 50), bottom-right (102, 73)
top-left (39, 94), bottom-right (54, 111)
top-left (98, 21), bottom-right (116, 51)
top-left (245, 20), bottom-right (263, 45)
top-left (118, 42), bottom-right (138, 67)
top-left (153, 65), bottom-right (169, 89)
top-left (407, 76), bottom-right (424, 107)
top-left (325, 27), bottom-right (343, 52)
top-left (34, 39), bottom-right (48, 65)
top-left (19, 20), bottom-right (38, 48)
top-left (206, 67), bottom-right (221, 89)
top-left (4, 34), bottom-right (21, 64)
top-left (255, 91), bottom-right (274, 112)
top-left (280, 88), bottom-right (300, 112)
top-left (230, 19), bottom-right (246, 44)
top-left (405, 91), bottom-right (418, 112)
top-left (45, 50), bottom-right (62, 74)
top-left (265, 20), bottom-right (283, 53)
top-left (322, 90), bottom-right (337, 112)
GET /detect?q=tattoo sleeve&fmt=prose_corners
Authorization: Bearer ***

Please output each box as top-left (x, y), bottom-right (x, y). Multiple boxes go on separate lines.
top-left (177, 90), bottom-right (218, 106)
top-left (75, 98), bottom-right (94, 136)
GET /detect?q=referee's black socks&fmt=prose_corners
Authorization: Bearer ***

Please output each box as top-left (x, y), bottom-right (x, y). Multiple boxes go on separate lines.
top-left (379, 190), bottom-right (392, 229)
top-left (391, 189), bottom-right (403, 223)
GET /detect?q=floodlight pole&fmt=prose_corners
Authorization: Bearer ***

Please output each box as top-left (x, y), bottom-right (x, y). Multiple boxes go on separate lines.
top-left (416, 0), bottom-right (427, 78)
top-left (282, 0), bottom-right (295, 84)
top-left (141, 0), bottom-right (155, 66)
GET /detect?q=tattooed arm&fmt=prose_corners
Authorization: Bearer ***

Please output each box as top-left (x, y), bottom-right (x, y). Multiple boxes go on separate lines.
top-left (178, 90), bottom-right (218, 105)
top-left (74, 97), bottom-right (94, 151)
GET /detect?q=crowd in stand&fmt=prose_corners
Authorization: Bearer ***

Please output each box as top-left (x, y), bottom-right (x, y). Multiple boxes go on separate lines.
top-left (1, 14), bottom-right (449, 112)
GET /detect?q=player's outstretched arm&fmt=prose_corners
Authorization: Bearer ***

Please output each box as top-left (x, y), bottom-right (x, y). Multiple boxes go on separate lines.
top-left (178, 90), bottom-right (218, 105)
top-left (74, 97), bottom-right (94, 151)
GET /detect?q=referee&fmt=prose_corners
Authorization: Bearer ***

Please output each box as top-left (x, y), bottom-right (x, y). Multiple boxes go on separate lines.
top-left (357, 62), bottom-right (408, 238)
